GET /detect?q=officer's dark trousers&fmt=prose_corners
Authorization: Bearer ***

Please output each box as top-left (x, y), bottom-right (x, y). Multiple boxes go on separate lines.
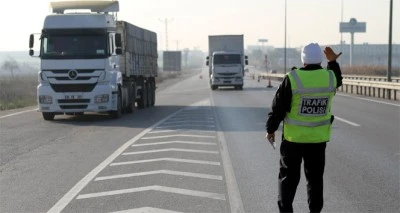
top-left (278, 140), bottom-right (327, 213)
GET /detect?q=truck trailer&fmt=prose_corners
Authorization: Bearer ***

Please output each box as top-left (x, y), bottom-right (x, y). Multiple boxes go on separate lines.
top-left (206, 35), bottom-right (248, 90)
top-left (29, 1), bottom-right (157, 120)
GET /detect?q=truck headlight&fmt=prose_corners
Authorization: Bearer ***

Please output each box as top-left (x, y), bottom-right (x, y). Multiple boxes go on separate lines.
top-left (95, 94), bottom-right (109, 103)
top-left (39, 72), bottom-right (48, 82)
top-left (39, 95), bottom-right (52, 104)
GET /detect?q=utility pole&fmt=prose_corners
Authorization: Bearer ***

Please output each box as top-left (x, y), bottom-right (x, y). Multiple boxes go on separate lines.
top-left (159, 18), bottom-right (173, 50)
top-left (387, 0), bottom-right (393, 82)
top-left (284, 0), bottom-right (287, 74)
top-left (340, 0), bottom-right (344, 65)
top-left (175, 40), bottom-right (180, 50)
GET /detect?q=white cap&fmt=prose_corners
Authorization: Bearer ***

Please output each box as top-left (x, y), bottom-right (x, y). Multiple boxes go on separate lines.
top-left (301, 43), bottom-right (322, 64)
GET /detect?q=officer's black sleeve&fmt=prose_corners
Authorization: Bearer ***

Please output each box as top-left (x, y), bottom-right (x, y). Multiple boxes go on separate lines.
top-left (266, 76), bottom-right (292, 134)
top-left (327, 61), bottom-right (343, 88)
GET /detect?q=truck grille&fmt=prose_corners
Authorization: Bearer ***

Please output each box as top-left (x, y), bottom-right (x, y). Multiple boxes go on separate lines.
top-left (50, 84), bottom-right (97, 92)
top-left (60, 105), bottom-right (88, 109)
top-left (50, 69), bottom-right (96, 74)
top-left (58, 99), bottom-right (90, 104)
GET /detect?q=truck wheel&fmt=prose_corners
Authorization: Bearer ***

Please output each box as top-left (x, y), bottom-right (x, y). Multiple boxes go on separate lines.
top-left (42, 112), bottom-right (55, 121)
top-left (235, 86), bottom-right (243, 90)
top-left (211, 85), bottom-right (218, 90)
top-left (109, 90), bottom-right (122, 118)
top-left (147, 83), bottom-right (152, 107)
top-left (125, 99), bottom-right (135, 113)
top-left (125, 86), bottom-right (135, 113)
top-left (151, 82), bottom-right (156, 106)
top-left (138, 84), bottom-right (147, 109)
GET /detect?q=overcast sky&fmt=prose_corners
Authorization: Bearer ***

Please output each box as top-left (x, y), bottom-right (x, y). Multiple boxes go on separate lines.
top-left (1, 0), bottom-right (398, 51)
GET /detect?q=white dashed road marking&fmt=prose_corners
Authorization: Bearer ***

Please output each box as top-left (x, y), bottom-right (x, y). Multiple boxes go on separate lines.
top-left (334, 116), bottom-right (361, 127)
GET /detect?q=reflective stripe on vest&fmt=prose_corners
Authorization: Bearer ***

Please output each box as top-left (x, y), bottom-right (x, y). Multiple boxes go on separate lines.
top-left (283, 69), bottom-right (336, 143)
top-left (290, 69), bottom-right (336, 94)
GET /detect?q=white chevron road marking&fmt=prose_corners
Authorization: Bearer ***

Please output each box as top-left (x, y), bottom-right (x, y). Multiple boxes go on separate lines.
top-left (110, 207), bottom-right (182, 213)
top-left (110, 158), bottom-right (221, 166)
top-left (131, 141), bottom-right (217, 147)
top-left (141, 134), bottom-right (216, 139)
top-left (95, 170), bottom-right (223, 181)
top-left (122, 148), bottom-right (219, 155)
top-left (76, 185), bottom-right (226, 200)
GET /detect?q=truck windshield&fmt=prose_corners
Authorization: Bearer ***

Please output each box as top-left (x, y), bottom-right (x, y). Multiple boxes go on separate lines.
top-left (213, 54), bottom-right (241, 65)
top-left (41, 34), bottom-right (108, 59)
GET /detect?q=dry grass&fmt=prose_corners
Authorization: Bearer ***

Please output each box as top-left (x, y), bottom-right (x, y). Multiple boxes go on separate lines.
top-left (0, 75), bottom-right (37, 110)
top-left (342, 65), bottom-right (400, 76)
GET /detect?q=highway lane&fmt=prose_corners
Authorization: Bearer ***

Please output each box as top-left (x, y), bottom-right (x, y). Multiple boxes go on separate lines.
top-left (212, 76), bottom-right (400, 212)
top-left (0, 69), bottom-right (399, 212)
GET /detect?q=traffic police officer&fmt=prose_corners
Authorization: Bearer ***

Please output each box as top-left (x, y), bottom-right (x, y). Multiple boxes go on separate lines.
top-left (266, 43), bottom-right (343, 213)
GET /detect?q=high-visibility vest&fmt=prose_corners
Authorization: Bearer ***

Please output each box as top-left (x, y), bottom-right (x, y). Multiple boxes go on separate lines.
top-left (283, 69), bottom-right (337, 143)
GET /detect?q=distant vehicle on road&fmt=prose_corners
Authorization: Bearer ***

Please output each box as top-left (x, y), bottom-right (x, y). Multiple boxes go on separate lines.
top-left (206, 35), bottom-right (248, 90)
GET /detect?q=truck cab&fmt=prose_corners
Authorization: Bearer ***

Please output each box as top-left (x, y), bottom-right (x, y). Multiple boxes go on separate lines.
top-left (206, 35), bottom-right (248, 90)
top-left (29, 1), bottom-right (157, 120)
top-left (208, 51), bottom-right (246, 90)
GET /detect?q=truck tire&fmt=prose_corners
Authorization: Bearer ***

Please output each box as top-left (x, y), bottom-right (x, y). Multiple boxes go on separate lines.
top-left (109, 89), bottom-right (122, 118)
top-left (146, 83), bottom-right (152, 107)
top-left (42, 112), bottom-right (55, 121)
top-left (211, 85), bottom-right (218, 90)
top-left (151, 82), bottom-right (156, 106)
top-left (137, 84), bottom-right (147, 109)
top-left (125, 85), bottom-right (135, 113)
top-left (235, 85), bottom-right (243, 90)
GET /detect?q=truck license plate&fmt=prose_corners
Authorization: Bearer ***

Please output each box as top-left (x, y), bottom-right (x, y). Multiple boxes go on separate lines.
top-left (65, 95), bottom-right (82, 99)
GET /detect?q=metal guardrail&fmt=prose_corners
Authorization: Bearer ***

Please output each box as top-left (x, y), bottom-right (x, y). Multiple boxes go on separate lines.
top-left (343, 75), bottom-right (400, 83)
top-left (258, 73), bottom-right (400, 101)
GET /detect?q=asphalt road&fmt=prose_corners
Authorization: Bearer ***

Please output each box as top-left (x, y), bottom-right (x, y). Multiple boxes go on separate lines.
top-left (0, 69), bottom-right (399, 213)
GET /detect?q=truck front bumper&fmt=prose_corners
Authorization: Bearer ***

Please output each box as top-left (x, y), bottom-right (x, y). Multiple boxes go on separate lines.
top-left (210, 77), bottom-right (243, 86)
top-left (37, 83), bottom-right (118, 113)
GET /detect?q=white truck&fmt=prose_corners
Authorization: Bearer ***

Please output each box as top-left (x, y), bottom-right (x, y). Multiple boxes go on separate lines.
top-left (29, 1), bottom-right (157, 120)
top-left (206, 35), bottom-right (248, 90)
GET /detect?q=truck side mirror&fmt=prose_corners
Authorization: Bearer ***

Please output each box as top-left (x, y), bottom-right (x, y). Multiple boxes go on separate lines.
top-left (115, 33), bottom-right (122, 48)
top-left (206, 61), bottom-right (209, 66)
top-left (245, 60), bottom-right (248, 65)
top-left (116, 48), bottom-right (122, 55)
top-left (29, 34), bottom-right (34, 49)
top-left (245, 55), bottom-right (248, 60)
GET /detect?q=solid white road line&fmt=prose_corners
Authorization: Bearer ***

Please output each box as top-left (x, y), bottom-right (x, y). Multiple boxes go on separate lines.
top-left (338, 94), bottom-right (400, 107)
top-left (211, 94), bottom-right (245, 213)
top-left (334, 116), bottom-right (361, 127)
top-left (46, 109), bottom-right (183, 213)
top-left (76, 185), bottom-right (226, 200)
top-left (111, 207), bottom-right (182, 213)
top-left (131, 141), bottom-right (217, 147)
top-left (110, 158), bottom-right (221, 166)
top-left (0, 108), bottom-right (38, 119)
top-left (122, 148), bottom-right (219, 155)
top-left (141, 134), bottom-right (216, 139)
top-left (95, 170), bottom-right (223, 181)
